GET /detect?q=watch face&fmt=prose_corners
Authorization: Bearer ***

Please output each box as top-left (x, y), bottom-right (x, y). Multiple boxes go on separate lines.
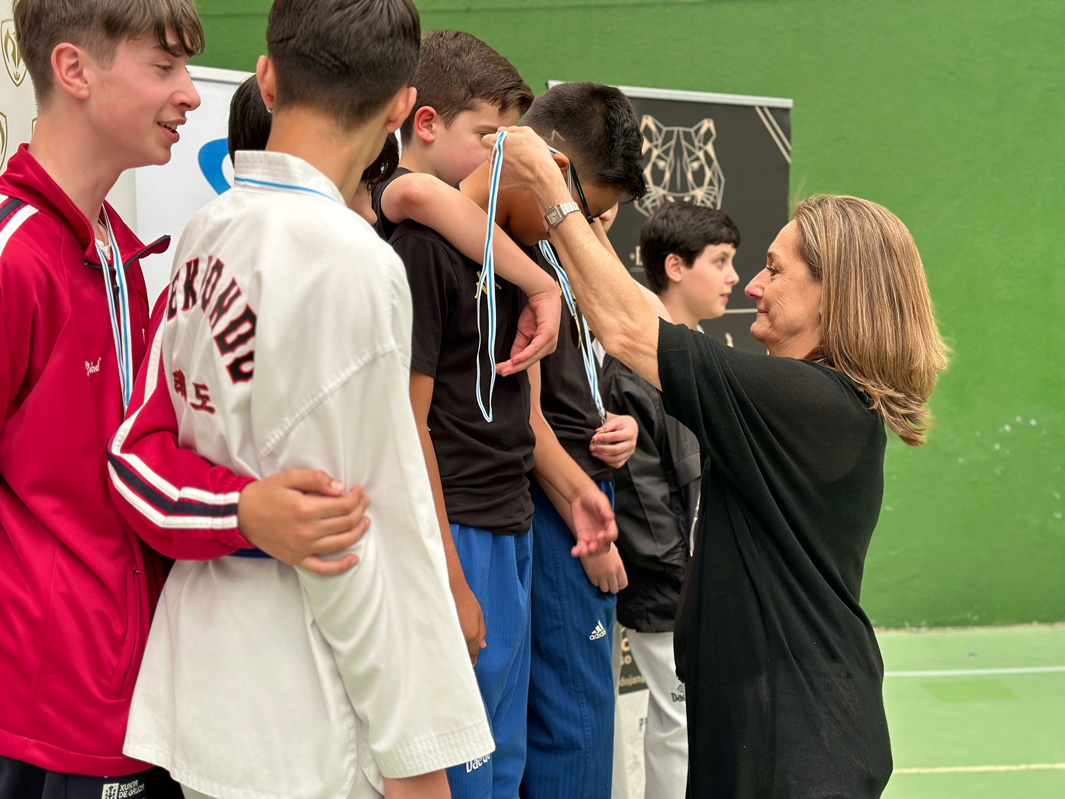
top-left (546, 202), bottom-right (576, 228)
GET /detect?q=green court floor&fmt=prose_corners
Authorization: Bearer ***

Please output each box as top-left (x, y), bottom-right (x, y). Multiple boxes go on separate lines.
top-left (880, 625), bottom-right (1065, 799)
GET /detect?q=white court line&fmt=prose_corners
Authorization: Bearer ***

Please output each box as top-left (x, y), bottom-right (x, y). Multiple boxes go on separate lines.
top-left (895, 763), bottom-right (1065, 774)
top-left (885, 665), bottom-right (1065, 678)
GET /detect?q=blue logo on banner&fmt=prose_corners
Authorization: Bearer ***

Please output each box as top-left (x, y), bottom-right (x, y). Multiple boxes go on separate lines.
top-left (198, 138), bottom-right (231, 195)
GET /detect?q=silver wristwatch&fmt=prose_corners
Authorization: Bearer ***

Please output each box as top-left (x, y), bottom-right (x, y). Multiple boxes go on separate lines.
top-left (544, 201), bottom-right (580, 230)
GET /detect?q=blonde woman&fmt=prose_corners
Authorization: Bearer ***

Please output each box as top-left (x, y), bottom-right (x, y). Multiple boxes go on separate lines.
top-left (485, 134), bottom-right (947, 798)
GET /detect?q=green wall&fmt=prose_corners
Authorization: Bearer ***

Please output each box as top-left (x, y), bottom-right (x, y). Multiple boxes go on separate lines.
top-left (194, 0), bottom-right (1065, 628)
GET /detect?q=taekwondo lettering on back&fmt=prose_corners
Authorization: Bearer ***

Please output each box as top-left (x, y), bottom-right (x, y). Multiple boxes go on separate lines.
top-left (167, 255), bottom-right (257, 413)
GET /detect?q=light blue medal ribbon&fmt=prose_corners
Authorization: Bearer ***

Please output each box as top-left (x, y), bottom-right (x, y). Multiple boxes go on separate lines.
top-left (474, 129), bottom-right (507, 423)
top-left (537, 239), bottom-right (607, 426)
top-left (96, 210), bottom-right (134, 410)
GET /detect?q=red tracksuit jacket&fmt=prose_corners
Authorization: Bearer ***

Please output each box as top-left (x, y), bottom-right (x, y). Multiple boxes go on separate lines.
top-left (0, 145), bottom-right (252, 777)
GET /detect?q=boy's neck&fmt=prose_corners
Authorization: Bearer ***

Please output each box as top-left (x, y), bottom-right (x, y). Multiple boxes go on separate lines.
top-left (398, 141), bottom-right (443, 182)
top-left (28, 114), bottom-right (123, 237)
top-left (266, 108), bottom-right (384, 208)
top-left (660, 290), bottom-right (699, 330)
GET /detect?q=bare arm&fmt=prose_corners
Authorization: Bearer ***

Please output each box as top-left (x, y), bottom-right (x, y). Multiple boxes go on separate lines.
top-left (384, 771), bottom-right (451, 799)
top-left (409, 368), bottom-right (487, 664)
top-left (528, 364), bottom-right (626, 589)
top-left (382, 173), bottom-right (560, 373)
top-left (483, 128), bottom-right (664, 387)
top-left (528, 363), bottom-right (617, 556)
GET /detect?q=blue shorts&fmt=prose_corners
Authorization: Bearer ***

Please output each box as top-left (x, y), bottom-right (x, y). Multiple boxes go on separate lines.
top-left (522, 480), bottom-right (616, 799)
top-left (446, 524), bottom-right (533, 799)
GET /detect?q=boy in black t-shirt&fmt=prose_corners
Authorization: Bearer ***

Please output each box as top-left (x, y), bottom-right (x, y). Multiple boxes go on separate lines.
top-left (382, 79), bottom-right (644, 799)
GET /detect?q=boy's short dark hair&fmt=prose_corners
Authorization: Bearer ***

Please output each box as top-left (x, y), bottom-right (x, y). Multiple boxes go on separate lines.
top-left (399, 30), bottom-right (532, 143)
top-left (640, 202), bottom-right (741, 294)
top-left (267, 0), bottom-right (420, 129)
top-left (227, 74), bottom-right (399, 188)
top-left (13, 0), bottom-right (204, 105)
top-left (228, 76), bottom-right (272, 163)
top-left (522, 82), bottom-right (646, 203)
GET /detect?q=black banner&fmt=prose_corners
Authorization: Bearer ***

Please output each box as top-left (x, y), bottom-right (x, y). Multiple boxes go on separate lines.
top-left (550, 83), bottom-right (792, 354)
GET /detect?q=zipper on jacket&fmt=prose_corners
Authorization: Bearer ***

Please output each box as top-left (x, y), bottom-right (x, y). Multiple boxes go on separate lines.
top-left (109, 562), bottom-right (144, 698)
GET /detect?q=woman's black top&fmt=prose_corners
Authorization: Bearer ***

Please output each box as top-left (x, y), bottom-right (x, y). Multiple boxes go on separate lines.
top-left (657, 319), bottom-right (893, 799)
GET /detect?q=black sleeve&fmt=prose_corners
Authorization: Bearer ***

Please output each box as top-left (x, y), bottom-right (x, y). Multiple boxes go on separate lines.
top-left (603, 359), bottom-right (689, 575)
top-left (656, 319), bottom-right (878, 508)
top-left (370, 167), bottom-right (410, 242)
top-left (390, 227), bottom-right (458, 379)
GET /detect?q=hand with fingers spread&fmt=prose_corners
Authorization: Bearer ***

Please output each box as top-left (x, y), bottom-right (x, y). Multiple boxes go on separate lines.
top-left (568, 484), bottom-right (618, 557)
top-left (236, 469), bottom-right (371, 575)
top-left (589, 412), bottom-right (638, 469)
top-left (579, 542), bottom-right (628, 594)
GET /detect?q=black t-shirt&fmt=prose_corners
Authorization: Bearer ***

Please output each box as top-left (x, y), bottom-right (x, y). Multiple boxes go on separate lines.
top-left (390, 221), bottom-right (534, 534)
top-left (529, 246), bottom-right (611, 481)
top-left (656, 318), bottom-right (892, 798)
top-left (370, 166), bottom-right (411, 243)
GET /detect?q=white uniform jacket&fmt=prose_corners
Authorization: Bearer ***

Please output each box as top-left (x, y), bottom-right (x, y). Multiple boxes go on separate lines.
top-left (124, 151), bottom-right (493, 799)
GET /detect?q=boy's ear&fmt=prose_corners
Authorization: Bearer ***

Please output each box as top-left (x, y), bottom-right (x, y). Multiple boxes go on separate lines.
top-left (412, 105), bottom-right (441, 143)
top-left (51, 42), bottom-right (91, 100)
top-left (256, 56), bottom-right (277, 112)
top-left (664, 253), bottom-right (686, 284)
top-left (384, 86), bottom-right (417, 133)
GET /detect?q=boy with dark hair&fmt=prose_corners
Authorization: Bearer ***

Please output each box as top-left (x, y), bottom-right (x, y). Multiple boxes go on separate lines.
top-left (120, 2), bottom-right (493, 799)
top-left (382, 81), bottom-right (645, 799)
top-left (227, 76), bottom-right (273, 162)
top-left (390, 29), bottom-right (533, 202)
top-left (370, 30), bottom-right (558, 672)
top-left (0, 2), bottom-right (206, 796)
top-left (601, 202), bottom-right (740, 799)
top-left (516, 82), bottom-right (648, 799)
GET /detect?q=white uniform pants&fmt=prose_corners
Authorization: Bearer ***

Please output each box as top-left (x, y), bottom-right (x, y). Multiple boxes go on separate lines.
top-left (626, 629), bottom-right (688, 799)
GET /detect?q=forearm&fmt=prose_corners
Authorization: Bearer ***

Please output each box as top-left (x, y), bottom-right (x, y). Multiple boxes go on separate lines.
top-left (530, 404), bottom-right (594, 533)
top-left (415, 419), bottom-right (467, 590)
top-left (550, 214), bottom-right (660, 380)
top-left (385, 172), bottom-right (553, 297)
top-left (384, 771), bottom-right (450, 799)
top-left (515, 159), bottom-right (660, 384)
top-left (109, 292), bottom-right (253, 558)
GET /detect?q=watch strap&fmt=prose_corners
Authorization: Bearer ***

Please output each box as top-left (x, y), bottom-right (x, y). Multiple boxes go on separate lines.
top-left (544, 201), bottom-right (580, 230)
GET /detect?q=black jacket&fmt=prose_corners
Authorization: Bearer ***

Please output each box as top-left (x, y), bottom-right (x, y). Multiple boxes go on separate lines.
top-left (599, 351), bottom-right (701, 632)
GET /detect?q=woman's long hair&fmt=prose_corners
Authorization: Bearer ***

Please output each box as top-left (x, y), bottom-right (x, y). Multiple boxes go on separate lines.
top-left (794, 195), bottom-right (947, 446)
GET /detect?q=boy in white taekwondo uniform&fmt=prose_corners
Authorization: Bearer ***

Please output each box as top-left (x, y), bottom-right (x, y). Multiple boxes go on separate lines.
top-left (122, 2), bottom-right (493, 798)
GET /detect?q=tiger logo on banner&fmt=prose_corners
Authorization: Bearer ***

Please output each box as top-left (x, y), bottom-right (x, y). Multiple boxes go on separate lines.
top-left (2, 18), bottom-right (26, 88)
top-left (636, 115), bottom-right (725, 217)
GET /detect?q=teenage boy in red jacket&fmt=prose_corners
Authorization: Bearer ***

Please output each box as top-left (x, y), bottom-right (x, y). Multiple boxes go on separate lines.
top-left (0, 2), bottom-right (366, 796)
